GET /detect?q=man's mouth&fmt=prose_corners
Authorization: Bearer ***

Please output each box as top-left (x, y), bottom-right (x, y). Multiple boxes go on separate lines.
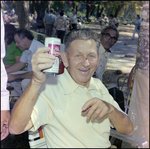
top-left (79, 68), bottom-right (90, 73)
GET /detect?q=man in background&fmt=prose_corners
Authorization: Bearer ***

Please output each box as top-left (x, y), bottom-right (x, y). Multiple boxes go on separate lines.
top-left (95, 25), bottom-right (125, 111)
top-left (69, 8), bottom-right (77, 30)
top-left (43, 8), bottom-right (56, 37)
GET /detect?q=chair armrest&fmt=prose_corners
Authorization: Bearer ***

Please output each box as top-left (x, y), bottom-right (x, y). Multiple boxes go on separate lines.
top-left (110, 129), bottom-right (148, 148)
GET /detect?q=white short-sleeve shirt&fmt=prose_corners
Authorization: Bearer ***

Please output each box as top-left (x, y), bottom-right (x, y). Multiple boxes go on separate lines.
top-left (20, 39), bottom-right (44, 72)
top-left (96, 44), bottom-right (111, 80)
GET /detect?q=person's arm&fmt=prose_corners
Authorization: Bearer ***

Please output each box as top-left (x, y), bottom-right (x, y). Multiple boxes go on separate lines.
top-left (15, 56), bottom-right (21, 63)
top-left (82, 98), bottom-right (133, 136)
top-left (6, 61), bottom-right (25, 73)
top-left (108, 104), bottom-right (133, 135)
top-left (7, 71), bottom-right (33, 82)
top-left (9, 47), bottom-right (56, 134)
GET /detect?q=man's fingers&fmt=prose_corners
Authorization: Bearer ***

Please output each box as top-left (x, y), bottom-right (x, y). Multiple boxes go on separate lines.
top-left (1, 123), bottom-right (9, 140)
top-left (82, 98), bottom-right (96, 112)
top-left (36, 47), bottom-right (51, 54)
top-left (90, 108), bottom-right (102, 121)
top-left (86, 104), bottom-right (97, 120)
top-left (35, 62), bottom-right (55, 72)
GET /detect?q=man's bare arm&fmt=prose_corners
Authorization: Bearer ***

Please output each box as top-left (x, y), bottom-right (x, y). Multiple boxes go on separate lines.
top-left (9, 79), bottom-right (42, 134)
top-left (9, 47), bottom-right (56, 134)
top-left (6, 61), bottom-right (25, 73)
top-left (108, 105), bottom-right (133, 136)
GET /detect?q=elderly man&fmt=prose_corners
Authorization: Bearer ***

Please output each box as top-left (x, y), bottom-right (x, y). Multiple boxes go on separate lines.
top-left (95, 25), bottom-right (119, 80)
top-left (6, 29), bottom-right (44, 91)
top-left (95, 25), bottom-right (125, 111)
top-left (9, 29), bottom-right (133, 148)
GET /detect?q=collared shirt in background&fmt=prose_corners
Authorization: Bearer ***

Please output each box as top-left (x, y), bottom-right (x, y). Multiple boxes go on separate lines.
top-left (1, 11), bottom-right (9, 110)
top-left (95, 44), bottom-right (111, 80)
top-left (44, 13), bottom-right (56, 25)
top-left (30, 68), bottom-right (124, 148)
top-left (20, 39), bottom-right (44, 72)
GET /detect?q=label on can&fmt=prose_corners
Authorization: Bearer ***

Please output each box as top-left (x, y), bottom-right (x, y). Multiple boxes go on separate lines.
top-left (43, 43), bottom-right (60, 73)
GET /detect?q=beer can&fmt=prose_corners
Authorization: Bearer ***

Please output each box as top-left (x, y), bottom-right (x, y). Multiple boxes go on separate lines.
top-left (43, 37), bottom-right (61, 74)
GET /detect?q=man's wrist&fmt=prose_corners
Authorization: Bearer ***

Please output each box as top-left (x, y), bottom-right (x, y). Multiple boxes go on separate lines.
top-left (31, 78), bottom-right (44, 87)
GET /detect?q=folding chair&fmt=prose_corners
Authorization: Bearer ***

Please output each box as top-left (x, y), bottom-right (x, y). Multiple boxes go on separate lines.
top-left (28, 126), bottom-right (48, 148)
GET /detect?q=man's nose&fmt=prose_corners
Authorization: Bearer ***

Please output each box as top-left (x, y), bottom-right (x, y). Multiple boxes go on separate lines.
top-left (82, 58), bottom-right (90, 66)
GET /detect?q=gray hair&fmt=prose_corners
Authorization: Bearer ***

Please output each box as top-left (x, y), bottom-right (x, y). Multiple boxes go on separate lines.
top-left (64, 29), bottom-right (100, 53)
top-left (101, 25), bottom-right (119, 40)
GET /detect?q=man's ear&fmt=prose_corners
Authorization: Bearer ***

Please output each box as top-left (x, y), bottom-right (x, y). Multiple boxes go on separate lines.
top-left (60, 52), bottom-right (69, 68)
top-left (99, 34), bottom-right (102, 41)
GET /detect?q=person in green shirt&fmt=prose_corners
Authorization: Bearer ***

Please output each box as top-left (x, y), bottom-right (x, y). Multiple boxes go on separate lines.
top-left (3, 24), bottom-right (25, 70)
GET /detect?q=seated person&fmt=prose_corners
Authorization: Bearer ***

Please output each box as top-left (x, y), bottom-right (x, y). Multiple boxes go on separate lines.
top-left (3, 24), bottom-right (23, 69)
top-left (9, 29), bottom-right (133, 148)
top-left (4, 24), bottom-right (24, 97)
top-left (77, 19), bottom-right (83, 29)
top-left (6, 29), bottom-right (44, 91)
top-left (95, 25), bottom-right (125, 111)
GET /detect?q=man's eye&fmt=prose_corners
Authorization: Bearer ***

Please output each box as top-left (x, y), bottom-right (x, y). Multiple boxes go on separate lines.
top-left (90, 55), bottom-right (94, 57)
top-left (112, 37), bottom-right (117, 41)
top-left (106, 33), bottom-right (110, 37)
top-left (76, 55), bottom-right (80, 57)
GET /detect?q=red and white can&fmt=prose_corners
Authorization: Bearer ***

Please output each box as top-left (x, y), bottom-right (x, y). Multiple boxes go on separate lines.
top-left (43, 37), bottom-right (61, 73)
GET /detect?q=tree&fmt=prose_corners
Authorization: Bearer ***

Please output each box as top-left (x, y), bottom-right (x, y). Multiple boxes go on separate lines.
top-left (127, 1), bottom-right (149, 147)
top-left (14, 1), bottom-right (30, 29)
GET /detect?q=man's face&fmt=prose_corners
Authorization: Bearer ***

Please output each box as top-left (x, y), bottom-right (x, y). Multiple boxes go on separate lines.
top-left (14, 34), bottom-right (27, 51)
top-left (66, 39), bottom-right (101, 88)
top-left (100, 29), bottom-right (117, 51)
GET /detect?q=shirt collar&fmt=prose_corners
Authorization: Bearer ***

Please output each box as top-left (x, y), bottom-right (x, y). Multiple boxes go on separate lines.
top-left (28, 39), bottom-right (35, 52)
top-left (99, 44), bottom-right (111, 54)
top-left (62, 68), bottom-right (98, 95)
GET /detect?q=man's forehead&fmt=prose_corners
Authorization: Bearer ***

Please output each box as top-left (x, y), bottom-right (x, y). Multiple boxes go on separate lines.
top-left (69, 39), bottom-right (97, 52)
top-left (105, 29), bottom-right (117, 36)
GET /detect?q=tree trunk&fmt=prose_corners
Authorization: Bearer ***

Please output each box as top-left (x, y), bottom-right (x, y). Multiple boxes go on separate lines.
top-left (96, 5), bottom-right (100, 18)
top-left (15, 1), bottom-right (29, 29)
top-left (127, 1), bottom-right (149, 147)
top-left (99, 7), bottom-right (104, 18)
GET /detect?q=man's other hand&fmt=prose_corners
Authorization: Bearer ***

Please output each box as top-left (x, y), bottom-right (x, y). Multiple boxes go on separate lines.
top-left (1, 110), bottom-right (10, 140)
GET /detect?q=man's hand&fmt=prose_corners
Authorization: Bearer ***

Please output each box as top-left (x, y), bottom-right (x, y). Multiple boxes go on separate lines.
top-left (31, 47), bottom-right (56, 85)
top-left (81, 98), bottom-right (114, 122)
top-left (1, 110), bottom-right (10, 140)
